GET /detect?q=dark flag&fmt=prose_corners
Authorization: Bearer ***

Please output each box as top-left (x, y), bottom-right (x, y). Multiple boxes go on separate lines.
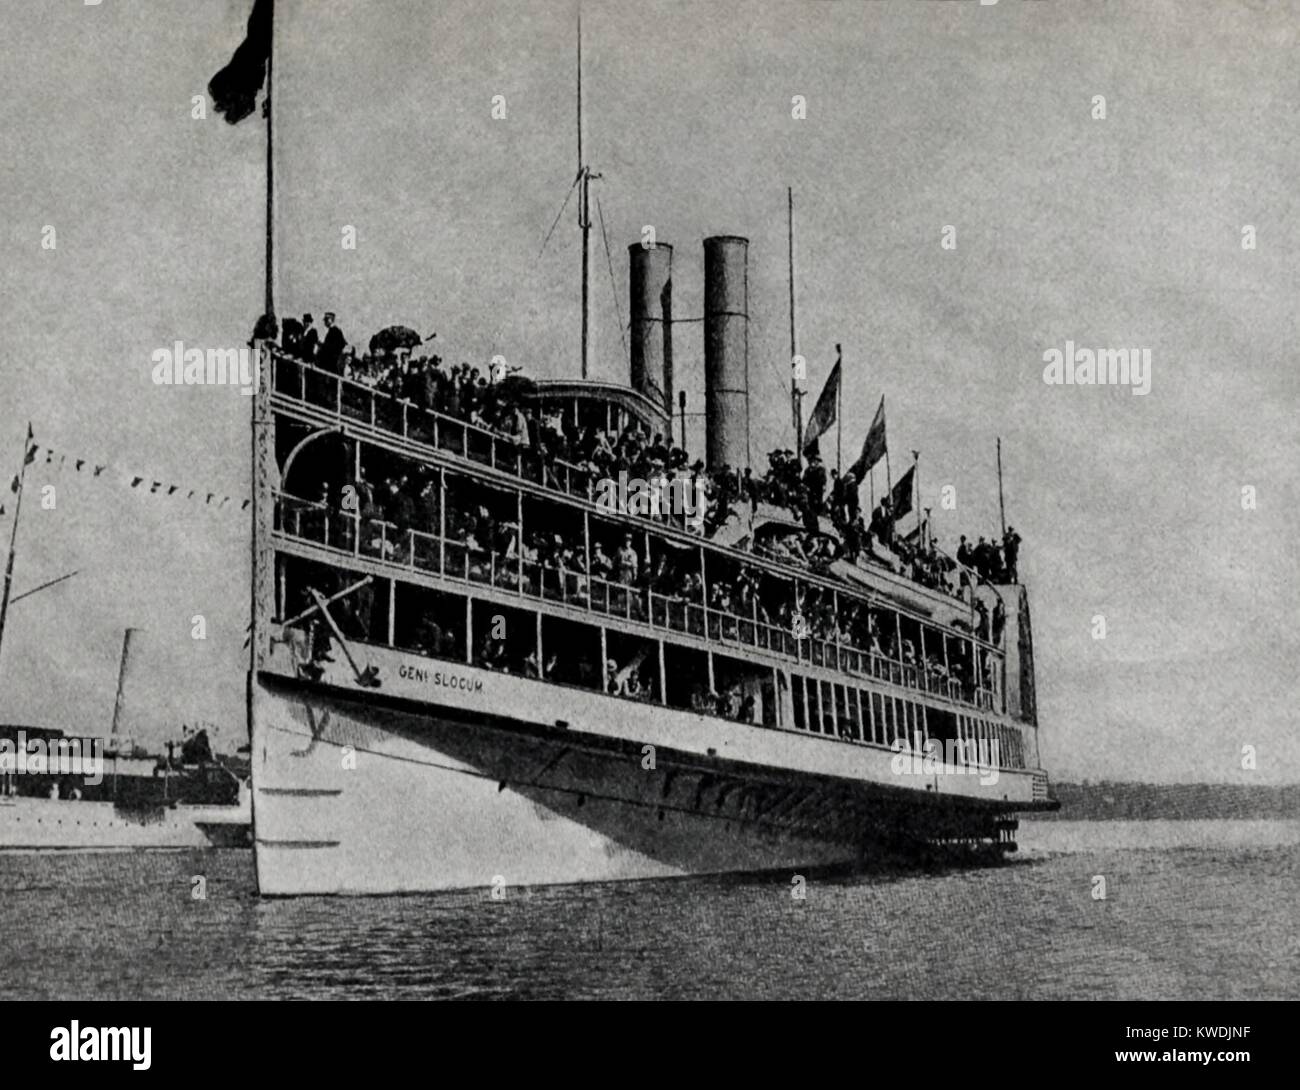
top-left (889, 464), bottom-right (915, 520)
top-left (801, 359), bottom-right (841, 455)
top-left (209, 0), bottom-right (274, 125)
top-left (849, 396), bottom-right (886, 480)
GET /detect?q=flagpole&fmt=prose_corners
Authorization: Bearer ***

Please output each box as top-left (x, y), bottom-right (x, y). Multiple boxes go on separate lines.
top-left (912, 449), bottom-right (919, 542)
top-left (835, 343), bottom-right (842, 475)
top-left (264, 0), bottom-right (275, 319)
top-left (788, 187), bottom-right (802, 467)
top-left (0, 424), bottom-right (33, 678)
top-left (996, 436), bottom-right (1006, 539)
top-left (884, 433), bottom-right (893, 544)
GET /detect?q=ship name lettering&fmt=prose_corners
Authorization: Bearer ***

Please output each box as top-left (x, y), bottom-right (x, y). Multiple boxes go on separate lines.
top-left (398, 662), bottom-right (482, 692)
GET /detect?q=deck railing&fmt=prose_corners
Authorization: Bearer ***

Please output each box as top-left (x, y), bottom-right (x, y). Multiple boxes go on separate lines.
top-left (271, 351), bottom-right (705, 533)
top-left (275, 491), bottom-right (999, 710)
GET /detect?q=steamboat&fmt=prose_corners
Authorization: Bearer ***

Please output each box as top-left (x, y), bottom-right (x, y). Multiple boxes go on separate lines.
top-left (249, 245), bottom-right (1056, 894)
top-left (244, 13), bottom-right (1056, 898)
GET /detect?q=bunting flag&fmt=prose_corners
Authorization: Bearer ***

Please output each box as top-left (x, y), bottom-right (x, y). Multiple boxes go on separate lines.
top-left (849, 396), bottom-right (886, 481)
top-left (801, 359), bottom-right (841, 455)
top-left (5, 441), bottom-right (250, 519)
top-left (209, 0), bottom-right (274, 125)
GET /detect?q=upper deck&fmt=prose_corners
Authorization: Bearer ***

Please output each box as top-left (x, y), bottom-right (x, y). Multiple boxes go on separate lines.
top-left (266, 349), bottom-right (1000, 630)
top-left (264, 347), bottom-right (1033, 728)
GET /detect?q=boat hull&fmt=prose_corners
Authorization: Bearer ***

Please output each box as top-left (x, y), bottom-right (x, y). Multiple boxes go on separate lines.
top-left (251, 653), bottom-right (1039, 895)
top-left (0, 796), bottom-right (250, 851)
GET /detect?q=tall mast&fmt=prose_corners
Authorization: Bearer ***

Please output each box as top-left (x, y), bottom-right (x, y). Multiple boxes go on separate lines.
top-left (109, 628), bottom-right (141, 739)
top-left (788, 187), bottom-right (803, 465)
top-left (0, 424), bottom-right (32, 677)
top-left (264, 0), bottom-right (275, 318)
top-left (997, 436), bottom-right (1007, 538)
top-left (577, 5), bottom-right (598, 379)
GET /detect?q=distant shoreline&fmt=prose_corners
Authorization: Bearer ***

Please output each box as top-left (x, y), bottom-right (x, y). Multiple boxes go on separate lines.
top-left (1033, 781), bottom-right (1300, 821)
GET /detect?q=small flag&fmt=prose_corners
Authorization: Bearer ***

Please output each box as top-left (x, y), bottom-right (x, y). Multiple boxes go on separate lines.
top-left (94, 465), bottom-right (106, 477)
top-left (849, 396), bottom-right (886, 481)
top-left (208, 0), bottom-right (274, 125)
top-left (131, 477), bottom-right (143, 488)
top-left (7, 476), bottom-right (16, 494)
top-left (889, 464), bottom-right (915, 520)
top-left (150, 481), bottom-right (162, 494)
top-left (24, 446), bottom-right (37, 465)
top-left (241, 499), bottom-right (251, 510)
top-left (168, 485), bottom-right (179, 496)
top-left (206, 494), bottom-right (215, 505)
top-left (75, 459), bottom-right (85, 472)
top-left (801, 357), bottom-right (841, 455)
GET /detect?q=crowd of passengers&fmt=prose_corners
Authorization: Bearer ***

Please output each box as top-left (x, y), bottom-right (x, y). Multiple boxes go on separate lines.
top-left (272, 310), bottom-right (1022, 606)
top-left (298, 456), bottom-right (1006, 712)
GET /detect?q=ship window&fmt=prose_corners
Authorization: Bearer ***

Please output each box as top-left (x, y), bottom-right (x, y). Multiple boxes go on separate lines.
top-left (862, 690), bottom-right (877, 744)
top-left (521, 495), bottom-right (588, 603)
top-left (792, 675), bottom-right (806, 730)
top-left (807, 681), bottom-right (821, 733)
top-left (470, 601), bottom-right (538, 675)
top-left (820, 681), bottom-right (835, 735)
top-left (833, 685), bottom-right (848, 739)
top-left (664, 642), bottom-right (709, 713)
top-left (928, 708), bottom-right (958, 756)
top-left (847, 688), bottom-right (863, 742)
top-left (606, 630), bottom-right (660, 703)
top-left (712, 652), bottom-right (768, 726)
top-left (541, 616), bottom-right (602, 690)
top-left (280, 556), bottom-right (387, 646)
top-left (758, 673), bottom-right (778, 729)
top-left (393, 583), bottom-right (465, 662)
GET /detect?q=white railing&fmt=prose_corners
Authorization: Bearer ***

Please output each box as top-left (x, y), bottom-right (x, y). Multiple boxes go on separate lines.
top-left (275, 491), bottom-right (1004, 715)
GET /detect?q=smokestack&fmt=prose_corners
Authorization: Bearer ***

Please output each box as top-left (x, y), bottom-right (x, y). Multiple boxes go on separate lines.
top-left (628, 242), bottom-right (673, 416)
top-left (703, 235), bottom-right (750, 472)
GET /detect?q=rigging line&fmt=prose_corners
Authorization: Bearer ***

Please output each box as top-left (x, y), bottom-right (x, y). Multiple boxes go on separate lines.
top-left (539, 169), bottom-right (584, 258)
top-left (595, 195), bottom-right (627, 366)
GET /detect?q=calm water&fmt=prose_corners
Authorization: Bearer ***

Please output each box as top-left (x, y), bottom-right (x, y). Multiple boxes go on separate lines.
top-left (2, 820), bottom-right (1296, 1000)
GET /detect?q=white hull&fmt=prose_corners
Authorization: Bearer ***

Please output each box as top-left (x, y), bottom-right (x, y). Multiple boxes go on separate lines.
top-left (0, 795), bottom-right (251, 851)
top-left (252, 647), bottom-right (1039, 895)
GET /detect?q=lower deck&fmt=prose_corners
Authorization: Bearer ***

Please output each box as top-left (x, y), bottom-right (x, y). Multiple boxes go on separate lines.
top-left (250, 639), bottom-right (1055, 895)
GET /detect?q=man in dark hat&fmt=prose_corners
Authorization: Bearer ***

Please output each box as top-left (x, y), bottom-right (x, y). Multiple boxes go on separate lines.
top-left (1003, 526), bottom-right (1022, 584)
top-left (801, 453), bottom-right (826, 532)
top-left (319, 312), bottom-right (347, 375)
top-left (299, 313), bottom-right (319, 360)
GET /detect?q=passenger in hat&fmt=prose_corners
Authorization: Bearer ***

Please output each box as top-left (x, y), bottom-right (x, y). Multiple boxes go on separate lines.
top-left (299, 313), bottom-right (319, 360)
top-left (319, 312), bottom-right (347, 375)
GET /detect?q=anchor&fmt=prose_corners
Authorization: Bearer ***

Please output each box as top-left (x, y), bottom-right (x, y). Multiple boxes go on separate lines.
top-left (303, 586), bottom-right (381, 688)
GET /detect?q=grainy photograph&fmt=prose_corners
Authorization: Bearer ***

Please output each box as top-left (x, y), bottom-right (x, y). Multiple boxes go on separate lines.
top-left (0, 0), bottom-right (1295, 1038)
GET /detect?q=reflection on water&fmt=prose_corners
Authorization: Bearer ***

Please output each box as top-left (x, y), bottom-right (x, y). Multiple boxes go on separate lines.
top-left (2, 821), bottom-right (1297, 1000)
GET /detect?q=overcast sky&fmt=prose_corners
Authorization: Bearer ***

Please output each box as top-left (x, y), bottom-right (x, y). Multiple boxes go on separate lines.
top-left (0, 0), bottom-right (1296, 782)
